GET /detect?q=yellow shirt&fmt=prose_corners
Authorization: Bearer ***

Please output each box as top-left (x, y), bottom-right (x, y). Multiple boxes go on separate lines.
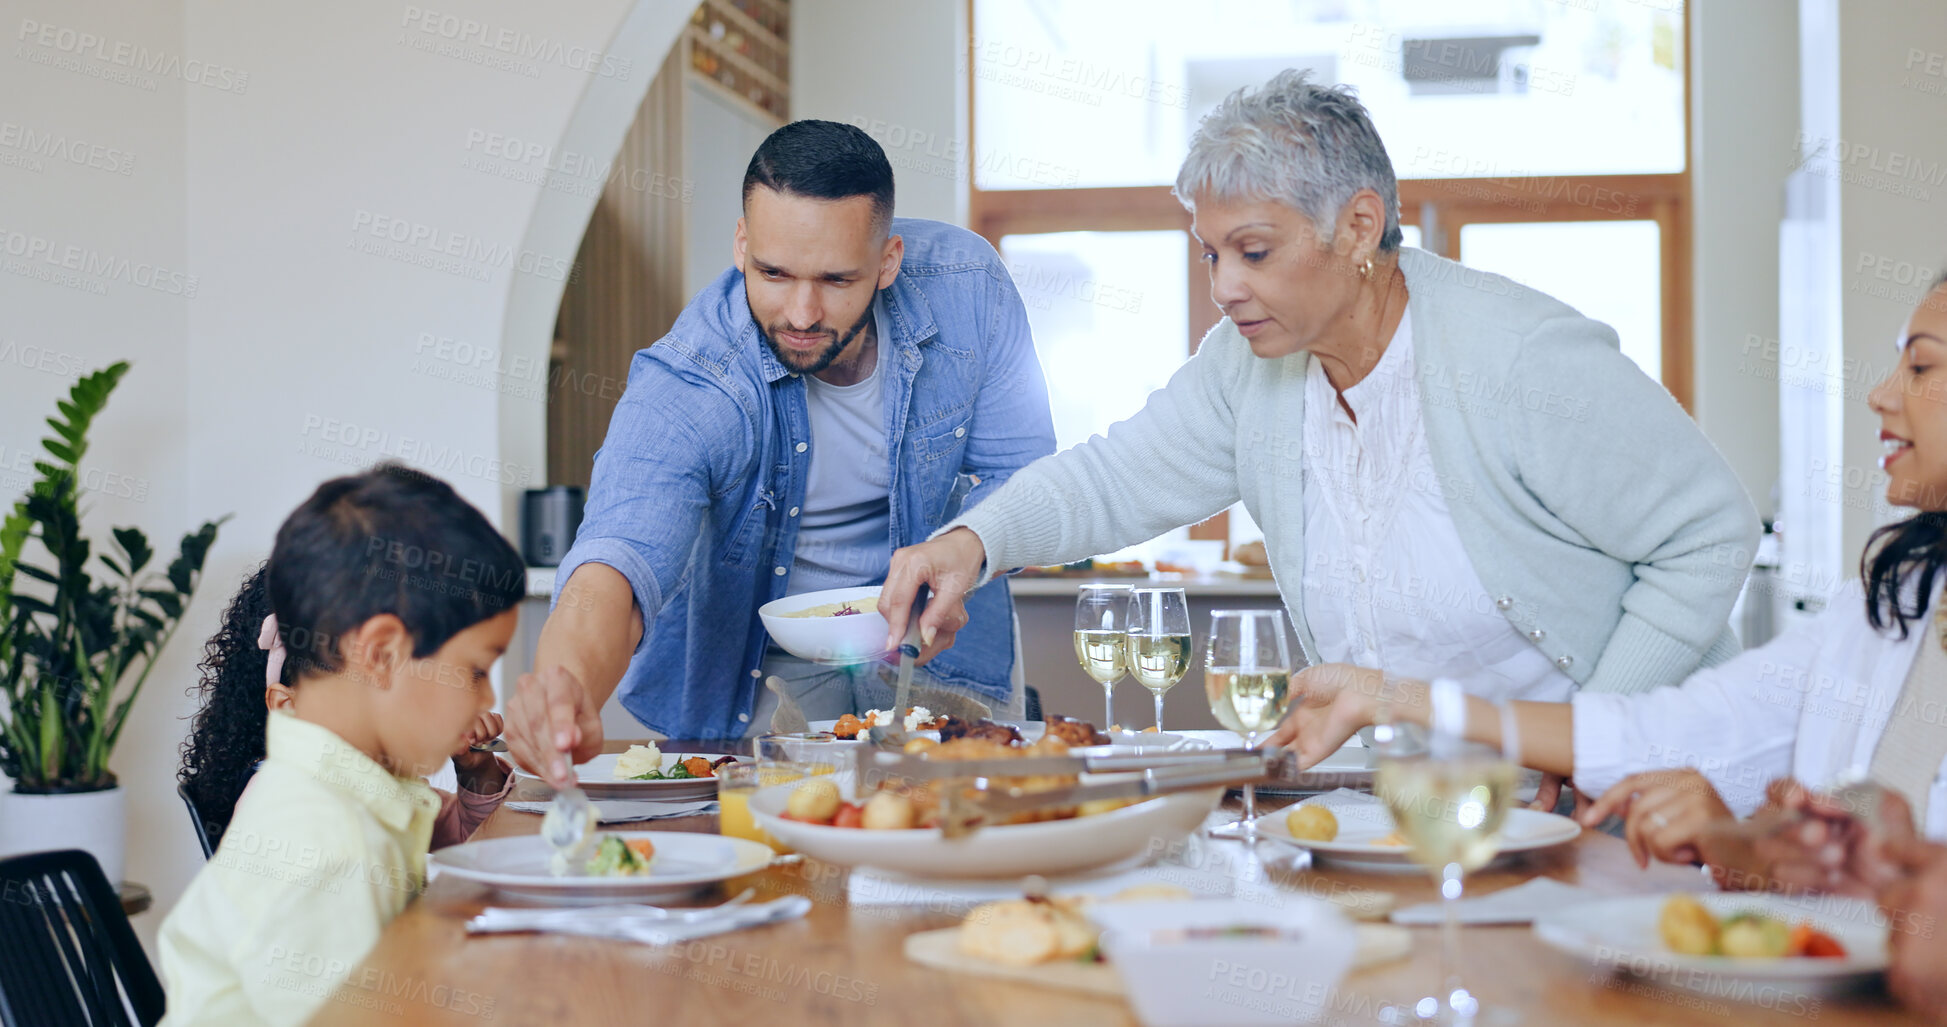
top-left (158, 712), bottom-right (439, 1027)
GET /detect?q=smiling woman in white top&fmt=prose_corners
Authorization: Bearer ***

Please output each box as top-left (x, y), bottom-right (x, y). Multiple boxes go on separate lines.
top-left (1271, 276), bottom-right (1947, 889)
top-left (882, 69), bottom-right (1759, 709)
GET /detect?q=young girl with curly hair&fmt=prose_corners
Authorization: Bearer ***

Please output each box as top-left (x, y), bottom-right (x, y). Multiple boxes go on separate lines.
top-left (177, 561), bottom-right (511, 854)
top-left (159, 464), bottom-right (525, 1027)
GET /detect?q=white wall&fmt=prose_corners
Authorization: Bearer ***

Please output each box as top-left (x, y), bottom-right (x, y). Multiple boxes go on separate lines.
top-left (1778, 0), bottom-right (1947, 596)
top-left (1691, 0), bottom-right (1796, 522)
top-left (1831, 0), bottom-right (1947, 565)
top-left (4, 0), bottom-right (695, 956)
top-left (790, 0), bottom-right (970, 225)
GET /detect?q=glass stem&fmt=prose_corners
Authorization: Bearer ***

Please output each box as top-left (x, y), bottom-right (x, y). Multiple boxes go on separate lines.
top-left (1240, 729), bottom-right (1259, 831)
top-left (1153, 692), bottom-right (1165, 732)
top-left (1440, 862), bottom-right (1464, 1016)
top-left (1104, 683), bottom-right (1114, 731)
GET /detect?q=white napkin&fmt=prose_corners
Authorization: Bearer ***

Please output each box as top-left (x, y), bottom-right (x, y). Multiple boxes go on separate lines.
top-left (1389, 877), bottom-right (1602, 926)
top-left (504, 799), bottom-right (718, 823)
top-left (467, 895), bottom-right (811, 945)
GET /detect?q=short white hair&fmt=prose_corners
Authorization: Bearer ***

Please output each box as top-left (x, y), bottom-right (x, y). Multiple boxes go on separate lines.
top-left (1175, 69), bottom-right (1403, 251)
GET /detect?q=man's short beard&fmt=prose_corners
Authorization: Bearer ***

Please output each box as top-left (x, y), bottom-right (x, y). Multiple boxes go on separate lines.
top-left (753, 301), bottom-right (875, 375)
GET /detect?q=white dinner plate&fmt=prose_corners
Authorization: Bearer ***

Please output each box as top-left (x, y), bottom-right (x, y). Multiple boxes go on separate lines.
top-left (430, 831), bottom-right (775, 904)
top-left (512, 751), bottom-right (741, 800)
top-left (1239, 800), bottom-right (1581, 872)
top-left (751, 779), bottom-right (1223, 878)
top-left (1534, 893), bottom-right (1889, 999)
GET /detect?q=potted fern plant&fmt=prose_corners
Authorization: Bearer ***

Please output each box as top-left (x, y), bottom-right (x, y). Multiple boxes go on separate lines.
top-left (0, 363), bottom-right (224, 883)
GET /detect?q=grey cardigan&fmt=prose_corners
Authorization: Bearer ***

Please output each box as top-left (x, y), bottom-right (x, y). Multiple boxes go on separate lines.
top-left (950, 247), bottom-right (1760, 694)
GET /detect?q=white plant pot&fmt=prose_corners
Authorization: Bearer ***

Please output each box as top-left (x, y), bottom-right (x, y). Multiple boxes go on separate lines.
top-left (0, 785), bottom-right (126, 884)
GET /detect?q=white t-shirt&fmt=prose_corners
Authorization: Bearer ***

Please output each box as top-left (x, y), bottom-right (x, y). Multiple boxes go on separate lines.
top-left (789, 297), bottom-right (893, 595)
top-left (1299, 309), bottom-right (1577, 704)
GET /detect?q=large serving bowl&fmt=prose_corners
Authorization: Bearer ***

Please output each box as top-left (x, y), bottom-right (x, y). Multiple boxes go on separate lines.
top-left (749, 778), bottom-right (1223, 878)
top-left (758, 586), bottom-right (890, 665)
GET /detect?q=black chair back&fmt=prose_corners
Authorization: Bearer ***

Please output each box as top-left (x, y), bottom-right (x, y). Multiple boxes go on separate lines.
top-left (0, 848), bottom-right (164, 1027)
top-left (1023, 684), bottom-right (1043, 723)
top-left (177, 783), bottom-right (216, 859)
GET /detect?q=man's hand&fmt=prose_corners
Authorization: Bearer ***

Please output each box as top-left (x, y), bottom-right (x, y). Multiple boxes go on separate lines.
top-left (505, 666), bottom-right (603, 788)
top-left (881, 527), bottom-right (987, 665)
top-left (1260, 663), bottom-right (1386, 768)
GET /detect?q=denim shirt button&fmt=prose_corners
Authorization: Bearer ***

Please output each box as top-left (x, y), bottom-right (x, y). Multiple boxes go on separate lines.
top-left (738, 712), bottom-right (750, 722)
top-left (773, 566), bottom-right (787, 576)
top-left (788, 506), bottom-right (800, 517)
top-left (954, 426), bottom-right (966, 438)
top-left (749, 669), bottom-right (761, 678)
top-left (795, 442), bottom-right (808, 453)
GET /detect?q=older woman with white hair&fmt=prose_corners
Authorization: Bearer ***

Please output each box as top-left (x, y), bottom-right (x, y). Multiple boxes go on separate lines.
top-left (882, 70), bottom-right (1758, 725)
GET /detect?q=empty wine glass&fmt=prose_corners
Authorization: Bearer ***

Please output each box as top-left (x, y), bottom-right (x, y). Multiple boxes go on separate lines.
top-left (1125, 587), bottom-right (1191, 732)
top-left (1203, 609), bottom-right (1292, 837)
top-left (1074, 583), bottom-right (1133, 729)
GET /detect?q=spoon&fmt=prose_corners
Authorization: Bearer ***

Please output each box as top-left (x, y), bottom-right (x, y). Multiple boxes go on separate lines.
top-left (540, 778), bottom-right (596, 876)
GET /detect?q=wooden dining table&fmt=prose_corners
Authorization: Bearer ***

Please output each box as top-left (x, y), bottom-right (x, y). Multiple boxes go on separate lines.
top-left (312, 740), bottom-right (1927, 1027)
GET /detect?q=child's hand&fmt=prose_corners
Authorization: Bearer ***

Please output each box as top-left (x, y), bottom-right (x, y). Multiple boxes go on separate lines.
top-left (450, 711), bottom-right (508, 793)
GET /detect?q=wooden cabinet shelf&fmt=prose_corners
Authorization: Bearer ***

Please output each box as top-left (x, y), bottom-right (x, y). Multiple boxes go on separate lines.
top-left (686, 0), bottom-right (789, 122)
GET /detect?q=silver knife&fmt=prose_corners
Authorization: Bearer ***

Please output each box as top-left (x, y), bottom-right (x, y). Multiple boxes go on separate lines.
top-left (870, 624), bottom-right (922, 750)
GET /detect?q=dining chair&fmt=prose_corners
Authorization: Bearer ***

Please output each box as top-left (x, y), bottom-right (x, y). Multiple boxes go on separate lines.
top-left (0, 848), bottom-right (165, 1027)
top-left (177, 783), bottom-right (216, 859)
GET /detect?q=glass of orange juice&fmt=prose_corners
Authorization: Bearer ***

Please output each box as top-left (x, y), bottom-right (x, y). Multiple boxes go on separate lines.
top-left (718, 762), bottom-right (805, 853)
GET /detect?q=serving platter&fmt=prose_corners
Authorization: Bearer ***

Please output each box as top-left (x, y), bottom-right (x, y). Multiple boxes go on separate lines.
top-left (751, 779), bottom-right (1224, 878)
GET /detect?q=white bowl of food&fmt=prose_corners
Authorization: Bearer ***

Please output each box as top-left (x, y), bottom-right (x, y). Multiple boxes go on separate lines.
top-left (758, 586), bottom-right (890, 665)
top-left (749, 775), bottom-right (1223, 878)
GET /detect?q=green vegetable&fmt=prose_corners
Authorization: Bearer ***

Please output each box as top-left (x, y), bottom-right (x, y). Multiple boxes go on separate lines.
top-left (666, 761), bottom-right (693, 779)
top-left (626, 768), bottom-right (666, 780)
top-left (585, 836), bottom-right (649, 876)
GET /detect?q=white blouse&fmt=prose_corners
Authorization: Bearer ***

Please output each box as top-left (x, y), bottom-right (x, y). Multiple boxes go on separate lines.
top-left (1299, 310), bottom-right (1578, 704)
top-left (1573, 580), bottom-right (1947, 835)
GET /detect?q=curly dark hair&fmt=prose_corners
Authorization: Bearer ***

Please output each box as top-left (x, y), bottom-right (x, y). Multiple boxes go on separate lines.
top-left (177, 562), bottom-right (276, 847)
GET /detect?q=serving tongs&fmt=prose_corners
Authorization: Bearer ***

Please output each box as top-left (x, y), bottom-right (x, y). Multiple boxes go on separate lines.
top-left (855, 746), bottom-right (1282, 838)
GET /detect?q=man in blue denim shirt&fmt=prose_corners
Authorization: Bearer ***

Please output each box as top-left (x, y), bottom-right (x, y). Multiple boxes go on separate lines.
top-left (505, 121), bottom-right (1054, 769)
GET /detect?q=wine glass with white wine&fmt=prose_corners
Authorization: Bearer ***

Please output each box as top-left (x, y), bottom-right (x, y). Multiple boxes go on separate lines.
top-left (1203, 609), bottom-right (1292, 837)
top-left (1125, 587), bottom-right (1191, 732)
top-left (1373, 679), bottom-right (1518, 1026)
top-left (1074, 583), bottom-right (1134, 729)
